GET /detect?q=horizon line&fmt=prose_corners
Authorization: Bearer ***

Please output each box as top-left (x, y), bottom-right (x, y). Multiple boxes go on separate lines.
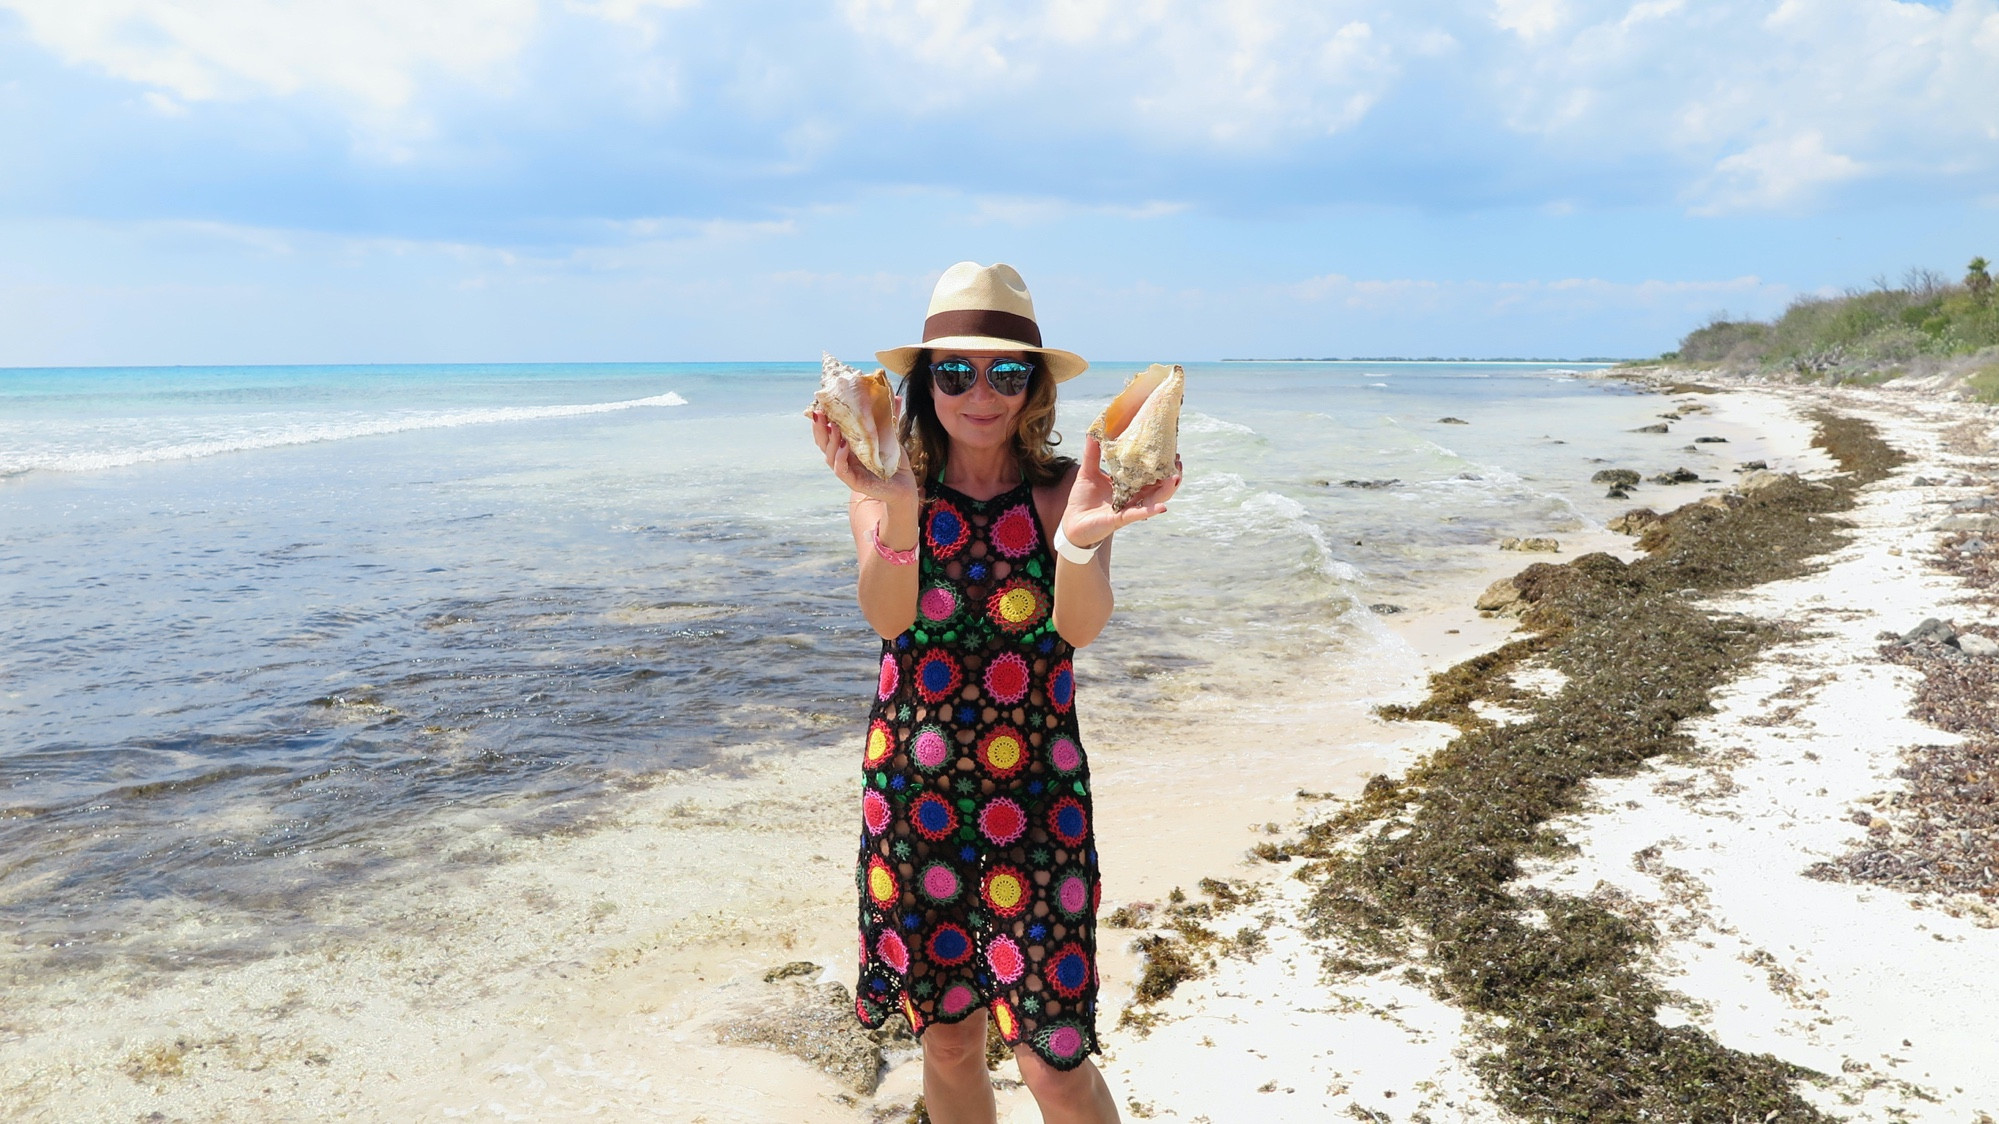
top-left (3, 356), bottom-right (1636, 373)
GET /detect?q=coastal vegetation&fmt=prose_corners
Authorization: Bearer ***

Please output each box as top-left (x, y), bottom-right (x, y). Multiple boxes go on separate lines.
top-left (1661, 258), bottom-right (1999, 401)
top-left (1291, 413), bottom-right (1906, 1121)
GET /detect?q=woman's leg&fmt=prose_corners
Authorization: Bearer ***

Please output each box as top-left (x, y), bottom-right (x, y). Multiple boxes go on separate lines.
top-left (1013, 1045), bottom-right (1121, 1124)
top-left (921, 1012), bottom-right (997, 1124)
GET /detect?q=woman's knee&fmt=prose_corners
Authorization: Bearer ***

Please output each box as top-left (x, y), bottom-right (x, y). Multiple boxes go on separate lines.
top-left (922, 1014), bottom-right (989, 1069)
top-left (1013, 1046), bottom-right (1102, 1112)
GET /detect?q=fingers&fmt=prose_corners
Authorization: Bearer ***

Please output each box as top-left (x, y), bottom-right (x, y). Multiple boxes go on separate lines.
top-left (1113, 502), bottom-right (1167, 529)
top-left (1081, 433), bottom-right (1103, 478)
top-left (813, 410), bottom-right (900, 499)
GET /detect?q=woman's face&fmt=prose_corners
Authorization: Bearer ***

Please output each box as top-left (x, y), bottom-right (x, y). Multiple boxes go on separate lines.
top-left (928, 350), bottom-right (1034, 454)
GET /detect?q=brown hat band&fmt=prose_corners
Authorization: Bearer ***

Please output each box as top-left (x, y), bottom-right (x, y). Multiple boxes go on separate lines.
top-left (922, 308), bottom-right (1043, 348)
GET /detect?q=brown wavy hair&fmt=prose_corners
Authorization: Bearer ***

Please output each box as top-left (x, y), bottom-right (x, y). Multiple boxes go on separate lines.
top-left (896, 350), bottom-right (1075, 488)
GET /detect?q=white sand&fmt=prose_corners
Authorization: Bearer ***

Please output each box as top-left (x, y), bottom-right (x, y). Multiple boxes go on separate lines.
top-left (1098, 384), bottom-right (1999, 1124)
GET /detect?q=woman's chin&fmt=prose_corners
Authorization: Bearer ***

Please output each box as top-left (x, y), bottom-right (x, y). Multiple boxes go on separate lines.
top-left (941, 419), bottom-right (1012, 448)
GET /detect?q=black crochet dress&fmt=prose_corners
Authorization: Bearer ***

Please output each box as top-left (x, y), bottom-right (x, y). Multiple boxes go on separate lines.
top-left (852, 479), bottom-right (1101, 1070)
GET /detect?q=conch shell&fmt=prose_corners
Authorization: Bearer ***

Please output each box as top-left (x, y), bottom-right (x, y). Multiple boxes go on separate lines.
top-left (809, 352), bottom-right (902, 479)
top-left (1087, 363), bottom-right (1183, 509)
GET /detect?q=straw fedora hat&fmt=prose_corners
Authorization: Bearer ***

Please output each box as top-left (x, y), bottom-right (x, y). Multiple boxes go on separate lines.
top-left (876, 262), bottom-right (1088, 383)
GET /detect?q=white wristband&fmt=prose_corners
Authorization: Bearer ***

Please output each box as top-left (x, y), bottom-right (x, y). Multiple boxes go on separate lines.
top-left (1052, 525), bottom-right (1101, 565)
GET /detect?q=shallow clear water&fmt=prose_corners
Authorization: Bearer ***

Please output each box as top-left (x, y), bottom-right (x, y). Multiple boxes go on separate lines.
top-left (0, 360), bottom-right (1714, 979)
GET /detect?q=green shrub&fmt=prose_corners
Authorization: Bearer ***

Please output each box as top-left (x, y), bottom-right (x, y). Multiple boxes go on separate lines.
top-left (1675, 318), bottom-right (1772, 365)
top-left (1966, 365), bottom-right (1999, 404)
top-left (1670, 259), bottom-right (1999, 371)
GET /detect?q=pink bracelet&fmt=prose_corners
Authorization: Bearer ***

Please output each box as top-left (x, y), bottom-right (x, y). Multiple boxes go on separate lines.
top-left (871, 525), bottom-right (918, 566)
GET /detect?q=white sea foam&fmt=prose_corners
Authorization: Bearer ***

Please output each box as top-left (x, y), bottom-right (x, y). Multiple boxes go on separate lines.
top-left (1168, 476), bottom-right (1359, 582)
top-left (1179, 412), bottom-right (1258, 436)
top-left (0, 393), bottom-right (688, 476)
top-left (1236, 491), bottom-right (1364, 583)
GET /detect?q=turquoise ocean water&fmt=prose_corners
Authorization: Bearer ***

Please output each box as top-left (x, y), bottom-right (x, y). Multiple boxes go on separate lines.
top-left (1, 360), bottom-right (1712, 985)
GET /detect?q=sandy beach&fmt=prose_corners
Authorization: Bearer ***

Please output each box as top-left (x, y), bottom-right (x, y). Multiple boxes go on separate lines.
top-left (7, 373), bottom-right (1996, 1124)
top-left (1083, 377), bottom-right (1999, 1124)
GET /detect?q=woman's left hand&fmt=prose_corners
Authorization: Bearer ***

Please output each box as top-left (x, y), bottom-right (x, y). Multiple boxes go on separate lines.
top-left (1059, 434), bottom-right (1183, 550)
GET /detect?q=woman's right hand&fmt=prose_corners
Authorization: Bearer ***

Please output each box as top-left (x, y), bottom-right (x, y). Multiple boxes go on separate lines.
top-left (810, 406), bottom-right (918, 506)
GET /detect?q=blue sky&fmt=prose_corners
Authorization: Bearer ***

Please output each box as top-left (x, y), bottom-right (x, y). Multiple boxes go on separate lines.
top-left (2, 0), bottom-right (1996, 366)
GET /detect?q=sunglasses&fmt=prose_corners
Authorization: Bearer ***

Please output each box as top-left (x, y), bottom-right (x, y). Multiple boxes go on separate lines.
top-left (928, 357), bottom-right (1035, 397)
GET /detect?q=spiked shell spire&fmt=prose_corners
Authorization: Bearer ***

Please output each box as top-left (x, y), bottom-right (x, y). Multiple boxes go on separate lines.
top-left (809, 353), bottom-right (902, 480)
top-left (1087, 363), bottom-right (1183, 509)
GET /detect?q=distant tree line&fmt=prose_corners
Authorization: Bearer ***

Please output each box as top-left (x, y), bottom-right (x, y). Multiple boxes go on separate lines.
top-left (1663, 258), bottom-right (1998, 399)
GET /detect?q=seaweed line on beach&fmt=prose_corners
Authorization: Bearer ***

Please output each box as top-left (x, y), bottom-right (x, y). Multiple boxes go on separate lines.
top-left (1807, 471), bottom-right (1999, 905)
top-left (1282, 409), bottom-right (1906, 1123)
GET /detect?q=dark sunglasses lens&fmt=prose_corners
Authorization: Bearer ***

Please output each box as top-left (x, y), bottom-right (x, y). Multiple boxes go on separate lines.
top-left (988, 361), bottom-right (1033, 395)
top-left (930, 360), bottom-right (976, 395)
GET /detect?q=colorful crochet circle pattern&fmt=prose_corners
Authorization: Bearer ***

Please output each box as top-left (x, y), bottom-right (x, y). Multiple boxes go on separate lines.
top-left (924, 499), bottom-right (971, 558)
top-left (940, 983), bottom-right (979, 1017)
top-left (918, 585), bottom-right (958, 623)
top-left (863, 720), bottom-right (894, 767)
top-left (981, 865), bottom-right (1029, 917)
top-left (1047, 659), bottom-right (1075, 712)
top-left (919, 861), bottom-right (961, 903)
top-left (977, 797), bottom-right (1027, 846)
top-left (1047, 734), bottom-right (1083, 773)
top-left (1049, 796), bottom-right (1088, 848)
top-left (914, 651), bottom-right (962, 703)
top-left (926, 923), bottom-right (974, 965)
top-left (853, 480), bottom-right (1100, 1072)
top-left (982, 651), bottom-right (1031, 705)
top-left (986, 934), bottom-right (1026, 983)
top-left (976, 726), bottom-right (1027, 778)
top-left (991, 997), bottom-right (1021, 1043)
top-left (910, 793), bottom-right (957, 840)
top-left (861, 789), bottom-right (891, 837)
top-left (985, 580), bottom-right (1049, 635)
top-left (988, 505), bottom-right (1039, 559)
top-left (911, 726), bottom-right (951, 771)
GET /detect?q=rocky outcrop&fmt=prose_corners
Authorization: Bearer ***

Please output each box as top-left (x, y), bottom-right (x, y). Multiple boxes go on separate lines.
top-left (1476, 578), bottom-right (1524, 614)
top-left (1737, 469), bottom-right (1796, 493)
top-left (1608, 508), bottom-right (1661, 535)
top-left (714, 969), bottom-right (913, 1094)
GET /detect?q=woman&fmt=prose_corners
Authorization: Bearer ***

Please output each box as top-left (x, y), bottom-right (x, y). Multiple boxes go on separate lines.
top-left (810, 262), bottom-right (1179, 1124)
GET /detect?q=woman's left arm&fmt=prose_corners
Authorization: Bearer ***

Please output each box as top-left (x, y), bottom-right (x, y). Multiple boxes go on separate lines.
top-left (1046, 436), bottom-right (1181, 648)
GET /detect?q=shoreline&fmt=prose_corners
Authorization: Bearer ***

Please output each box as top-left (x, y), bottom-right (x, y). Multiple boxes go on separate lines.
top-left (1093, 379), bottom-right (1999, 1123)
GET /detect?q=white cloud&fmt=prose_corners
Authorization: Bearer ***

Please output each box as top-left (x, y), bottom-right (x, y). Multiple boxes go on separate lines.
top-left (5, 0), bottom-right (1998, 213)
top-left (1286, 271), bottom-right (1779, 314)
top-left (1691, 131), bottom-right (1864, 213)
top-left (1, 0), bottom-right (539, 142)
top-left (838, 0), bottom-right (1401, 146)
top-left (1492, 0), bottom-right (1569, 41)
top-left (1484, 0), bottom-right (1999, 211)
top-left (968, 195), bottom-right (1189, 226)
top-left (571, 0), bottom-right (699, 26)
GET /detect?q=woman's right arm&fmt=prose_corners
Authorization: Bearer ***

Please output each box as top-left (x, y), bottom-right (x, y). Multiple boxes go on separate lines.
top-left (811, 408), bottom-right (920, 640)
top-left (848, 492), bottom-right (920, 639)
